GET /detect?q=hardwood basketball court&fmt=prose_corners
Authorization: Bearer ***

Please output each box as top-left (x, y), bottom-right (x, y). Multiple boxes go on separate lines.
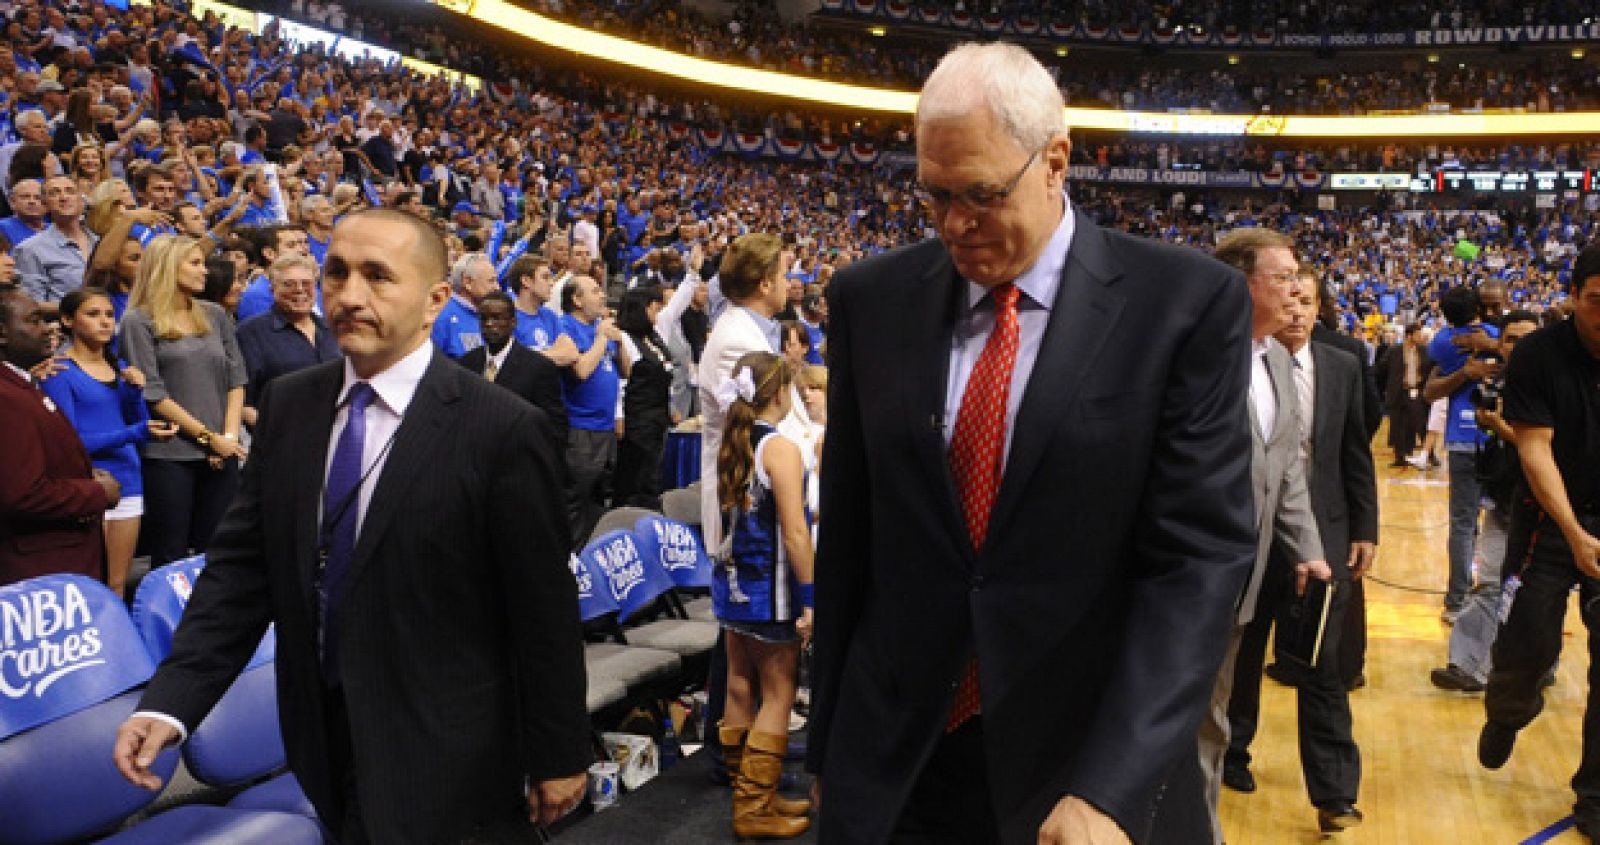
top-left (1220, 452), bottom-right (1590, 844)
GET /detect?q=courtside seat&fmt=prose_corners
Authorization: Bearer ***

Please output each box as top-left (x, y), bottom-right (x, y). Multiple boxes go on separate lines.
top-left (0, 690), bottom-right (180, 844)
top-left (227, 772), bottom-right (318, 818)
top-left (0, 575), bottom-right (317, 845)
top-left (660, 488), bottom-right (701, 527)
top-left (584, 642), bottom-right (682, 690)
top-left (586, 675), bottom-right (629, 714)
top-left (683, 596), bottom-right (715, 622)
top-left (183, 662), bottom-right (286, 787)
top-left (96, 806), bottom-right (324, 844)
top-left (624, 617), bottom-right (719, 657)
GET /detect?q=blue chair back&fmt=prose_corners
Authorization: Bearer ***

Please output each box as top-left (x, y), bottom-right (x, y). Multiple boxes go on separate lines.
top-left (0, 575), bottom-right (155, 739)
top-left (633, 515), bottom-right (713, 588)
top-left (570, 552), bottom-right (620, 622)
top-left (0, 576), bottom-right (179, 844)
top-left (183, 662), bottom-right (286, 787)
top-left (130, 556), bottom-right (275, 670)
top-left (580, 530), bottom-right (676, 622)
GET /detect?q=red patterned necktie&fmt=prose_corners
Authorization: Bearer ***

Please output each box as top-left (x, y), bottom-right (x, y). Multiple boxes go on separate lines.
top-left (945, 282), bottom-right (1021, 731)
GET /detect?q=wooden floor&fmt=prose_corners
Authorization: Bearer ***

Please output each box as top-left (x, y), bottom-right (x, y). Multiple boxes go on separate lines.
top-left (1220, 442), bottom-right (1590, 844)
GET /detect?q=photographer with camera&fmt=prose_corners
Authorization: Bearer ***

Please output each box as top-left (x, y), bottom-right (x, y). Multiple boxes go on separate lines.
top-left (1424, 286), bottom-right (1500, 624)
top-left (1478, 245), bottom-right (1600, 839)
top-left (1428, 310), bottom-right (1542, 692)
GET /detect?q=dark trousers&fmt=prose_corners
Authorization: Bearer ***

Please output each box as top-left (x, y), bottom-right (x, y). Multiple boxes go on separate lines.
top-left (565, 427), bottom-right (617, 548)
top-left (1386, 396), bottom-right (1427, 458)
top-left (612, 423), bottom-right (666, 510)
top-left (1337, 577), bottom-right (1367, 687)
top-left (141, 457), bottom-right (240, 566)
top-left (892, 718), bottom-right (1001, 844)
top-left (1226, 571), bottom-right (1361, 806)
top-left (1485, 517), bottom-right (1600, 812)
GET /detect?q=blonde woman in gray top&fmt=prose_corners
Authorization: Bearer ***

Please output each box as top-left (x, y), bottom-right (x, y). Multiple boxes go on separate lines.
top-left (119, 234), bottom-right (248, 565)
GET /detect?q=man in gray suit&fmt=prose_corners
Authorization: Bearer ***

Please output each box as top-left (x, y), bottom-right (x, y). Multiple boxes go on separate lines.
top-left (1195, 229), bottom-right (1331, 842)
top-left (1225, 269), bottom-right (1376, 831)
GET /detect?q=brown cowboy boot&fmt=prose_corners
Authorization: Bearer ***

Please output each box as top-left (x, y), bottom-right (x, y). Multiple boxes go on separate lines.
top-left (719, 723), bottom-right (811, 817)
top-left (732, 729), bottom-right (810, 839)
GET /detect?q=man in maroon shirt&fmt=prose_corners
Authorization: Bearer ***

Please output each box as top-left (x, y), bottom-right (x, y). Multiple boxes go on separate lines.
top-left (0, 284), bottom-right (119, 585)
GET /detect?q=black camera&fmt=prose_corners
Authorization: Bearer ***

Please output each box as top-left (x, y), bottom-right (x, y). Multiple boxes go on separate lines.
top-left (1469, 353), bottom-right (1504, 411)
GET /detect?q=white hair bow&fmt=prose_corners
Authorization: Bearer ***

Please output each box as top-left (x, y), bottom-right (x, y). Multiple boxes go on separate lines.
top-left (714, 368), bottom-right (757, 413)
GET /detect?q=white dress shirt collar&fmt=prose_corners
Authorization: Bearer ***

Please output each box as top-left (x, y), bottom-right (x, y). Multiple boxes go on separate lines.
top-left (338, 340), bottom-right (433, 416)
top-left (486, 339), bottom-right (515, 374)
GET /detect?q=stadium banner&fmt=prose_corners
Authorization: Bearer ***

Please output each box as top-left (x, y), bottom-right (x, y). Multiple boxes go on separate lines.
top-left (1065, 165), bottom-right (1258, 188)
top-left (1330, 173), bottom-right (1412, 190)
top-left (810, 7), bottom-right (1600, 50)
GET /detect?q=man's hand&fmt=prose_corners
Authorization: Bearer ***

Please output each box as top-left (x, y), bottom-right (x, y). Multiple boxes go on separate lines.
top-left (29, 354), bottom-right (68, 382)
top-left (1566, 529), bottom-right (1600, 579)
top-left (112, 715), bottom-right (181, 790)
top-left (1451, 328), bottom-right (1497, 354)
top-left (1347, 542), bottom-right (1377, 580)
top-left (93, 469), bottom-right (122, 509)
top-left (526, 772), bottom-right (587, 828)
top-left (1294, 559), bottom-right (1333, 596)
top-left (1461, 355), bottom-right (1501, 382)
top-left (1038, 796), bottom-right (1131, 845)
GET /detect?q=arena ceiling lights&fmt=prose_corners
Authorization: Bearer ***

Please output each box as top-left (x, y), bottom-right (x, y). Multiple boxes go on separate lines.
top-left (443, 0), bottom-right (1600, 138)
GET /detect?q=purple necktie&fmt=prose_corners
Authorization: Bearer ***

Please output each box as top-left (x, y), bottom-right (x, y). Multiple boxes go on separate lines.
top-left (320, 382), bottom-right (374, 686)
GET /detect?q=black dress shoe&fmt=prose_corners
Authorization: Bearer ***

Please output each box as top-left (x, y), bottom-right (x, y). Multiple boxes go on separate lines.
top-left (1316, 802), bottom-right (1363, 832)
top-left (1573, 808), bottom-right (1600, 841)
top-left (1264, 662), bottom-right (1299, 687)
top-left (1222, 762), bottom-right (1256, 793)
top-left (1479, 722), bottom-right (1518, 769)
top-left (1430, 664), bottom-right (1485, 692)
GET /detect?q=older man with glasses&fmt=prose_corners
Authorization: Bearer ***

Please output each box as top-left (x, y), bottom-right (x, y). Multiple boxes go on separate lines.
top-left (809, 42), bottom-right (1257, 845)
top-left (236, 254), bottom-right (341, 427)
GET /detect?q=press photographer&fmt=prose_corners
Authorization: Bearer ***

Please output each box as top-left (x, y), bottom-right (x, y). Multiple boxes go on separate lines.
top-left (1478, 244), bottom-right (1600, 840)
top-left (1429, 310), bottom-right (1541, 693)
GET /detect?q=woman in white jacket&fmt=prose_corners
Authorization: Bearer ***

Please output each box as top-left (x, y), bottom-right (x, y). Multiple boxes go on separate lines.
top-left (699, 233), bottom-right (794, 554)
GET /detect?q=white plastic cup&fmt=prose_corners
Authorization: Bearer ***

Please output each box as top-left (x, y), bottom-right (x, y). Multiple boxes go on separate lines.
top-left (588, 761), bottom-right (621, 810)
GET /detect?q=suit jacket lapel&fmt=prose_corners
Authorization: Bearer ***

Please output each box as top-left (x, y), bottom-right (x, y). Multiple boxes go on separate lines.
top-left (987, 215), bottom-right (1125, 549)
top-left (900, 251), bottom-right (972, 562)
top-left (344, 354), bottom-right (460, 591)
top-left (290, 365), bottom-right (341, 609)
top-left (1266, 344), bottom-right (1297, 449)
top-left (1311, 343), bottom-right (1338, 468)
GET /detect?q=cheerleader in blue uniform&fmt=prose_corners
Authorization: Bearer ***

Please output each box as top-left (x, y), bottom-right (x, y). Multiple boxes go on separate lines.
top-left (712, 351), bottom-right (814, 839)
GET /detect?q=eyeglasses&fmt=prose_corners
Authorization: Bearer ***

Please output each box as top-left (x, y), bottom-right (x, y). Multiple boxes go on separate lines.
top-left (1254, 270), bottom-right (1300, 288)
top-left (913, 149), bottom-right (1040, 214)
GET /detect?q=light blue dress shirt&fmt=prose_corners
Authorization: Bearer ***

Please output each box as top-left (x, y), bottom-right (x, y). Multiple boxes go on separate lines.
top-left (942, 198), bottom-right (1076, 469)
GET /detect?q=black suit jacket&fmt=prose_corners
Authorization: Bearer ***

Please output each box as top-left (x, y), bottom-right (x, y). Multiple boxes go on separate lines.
top-left (1381, 342), bottom-right (1433, 409)
top-left (1305, 341), bottom-right (1380, 576)
top-left (139, 351), bottom-right (590, 842)
top-left (1312, 323), bottom-right (1381, 440)
top-left (459, 341), bottom-right (569, 454)
top-left (809, 212), bottom-right (1259, 844)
